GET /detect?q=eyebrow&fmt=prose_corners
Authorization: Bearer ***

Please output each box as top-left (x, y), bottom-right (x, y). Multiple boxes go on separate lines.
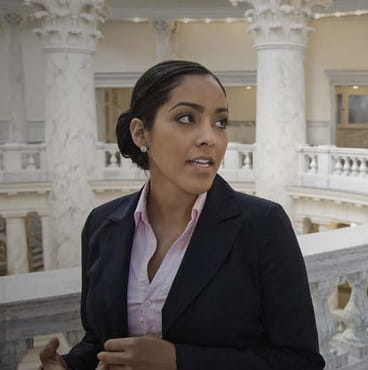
top-left (169, 102), bottom-right (228, 114)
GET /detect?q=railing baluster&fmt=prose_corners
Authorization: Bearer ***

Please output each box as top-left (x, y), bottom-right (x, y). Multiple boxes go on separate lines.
top-left (359, 158), bottom-right (367, 178)
top-left (351, 157), bottom-right (359, 177)
top-left (333, 155), bottom-right (343, 175)
top-left (334, 271), bottom-right (368, 360)
top-left (310, 280), bottom-right (348, 368)
top-left (342, 156), bottom-right (351, 176)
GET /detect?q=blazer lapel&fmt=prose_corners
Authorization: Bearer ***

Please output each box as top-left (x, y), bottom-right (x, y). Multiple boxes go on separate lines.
top-left (94, 191), bottom-right (141, 340)
top-left (162, 176), bottom-right (243, 337)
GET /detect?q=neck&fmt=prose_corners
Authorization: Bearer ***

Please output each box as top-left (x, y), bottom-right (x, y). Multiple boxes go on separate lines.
top-left (147, 180), bottom-right (198, 228)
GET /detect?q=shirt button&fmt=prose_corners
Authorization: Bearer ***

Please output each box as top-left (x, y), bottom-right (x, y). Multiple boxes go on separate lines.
top-left (145, 300), bottom-right (152, 307)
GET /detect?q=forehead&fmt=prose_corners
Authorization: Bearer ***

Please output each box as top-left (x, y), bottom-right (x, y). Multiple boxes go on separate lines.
top-left (166, 74), bottom-right (226, 105)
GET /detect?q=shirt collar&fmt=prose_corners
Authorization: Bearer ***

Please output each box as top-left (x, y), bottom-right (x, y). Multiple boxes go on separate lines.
top-left (134, 182), bottom-right (207, 227)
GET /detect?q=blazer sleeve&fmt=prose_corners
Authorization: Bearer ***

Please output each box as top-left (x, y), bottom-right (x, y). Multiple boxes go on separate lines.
top-left (174, 203), bottom-right (325, 370)
top-left (62, 210), bottom-right (102, 370)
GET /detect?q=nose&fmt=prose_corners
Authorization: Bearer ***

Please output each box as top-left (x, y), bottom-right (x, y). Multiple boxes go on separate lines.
top-left (195, 121), bottom-right (216, 147)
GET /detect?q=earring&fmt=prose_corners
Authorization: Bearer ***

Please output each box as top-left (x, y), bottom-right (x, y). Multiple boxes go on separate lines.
top-left (140, 146), bottom-right (147, 153)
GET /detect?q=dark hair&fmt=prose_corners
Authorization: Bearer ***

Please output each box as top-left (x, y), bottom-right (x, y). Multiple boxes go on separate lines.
top-left (116, 60), bottom-right (226, 170)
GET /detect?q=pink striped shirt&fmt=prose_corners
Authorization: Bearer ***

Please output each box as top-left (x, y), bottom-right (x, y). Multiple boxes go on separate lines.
top-left (127, 183), bottom-right (207, 337)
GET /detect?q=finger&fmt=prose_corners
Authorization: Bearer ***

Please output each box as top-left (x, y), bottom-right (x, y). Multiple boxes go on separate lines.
top-left (97, 351), bottom-right (133, 365)
top-left (104, 337), bottom-right (135, 352)
top-left (39, 337), bottom-right (60, 363)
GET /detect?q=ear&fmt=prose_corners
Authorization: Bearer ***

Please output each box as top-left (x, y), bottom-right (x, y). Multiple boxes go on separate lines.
top-left (129, 118), bottom-right (147, 148)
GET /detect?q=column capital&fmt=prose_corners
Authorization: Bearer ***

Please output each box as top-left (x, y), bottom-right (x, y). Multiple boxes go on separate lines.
top-left (24, 0), bottom-right (108, 53)
top-left (243, 0), bottom-right (332, 49)
top-left (152, 19), bottom-right (175, 34)
top-left (0, 13), bottom-right (32, 31)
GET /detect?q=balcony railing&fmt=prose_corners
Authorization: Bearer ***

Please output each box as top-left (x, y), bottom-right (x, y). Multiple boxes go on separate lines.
top-left (1, 225), bottom-right (368, 370)
top-left (298, 145), bottom-right (368, 195)
top-left (2, 143), bottom-right (368, 195)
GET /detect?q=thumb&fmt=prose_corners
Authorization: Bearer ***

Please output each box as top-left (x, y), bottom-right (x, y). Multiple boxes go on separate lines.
top-left (40, 337), bottom-right (60, 363)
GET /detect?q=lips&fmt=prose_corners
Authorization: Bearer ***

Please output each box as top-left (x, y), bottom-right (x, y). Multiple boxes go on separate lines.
top-left (187, 157), bottom-right (214, 168)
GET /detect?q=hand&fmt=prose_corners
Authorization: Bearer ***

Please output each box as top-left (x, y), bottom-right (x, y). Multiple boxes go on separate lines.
top-left (97, 335), bottom-right (176, 370)
top-left (39, 337), bottom-right (68, 370)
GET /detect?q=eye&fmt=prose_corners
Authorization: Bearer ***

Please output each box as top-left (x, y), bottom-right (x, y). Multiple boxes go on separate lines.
top-left (177, 114), bottom-right (194, 124)
top-left (214, 118), bottom-right (228, 129)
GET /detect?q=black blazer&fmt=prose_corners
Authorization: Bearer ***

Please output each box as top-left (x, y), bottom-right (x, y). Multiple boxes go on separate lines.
top-left (63, 175), bottom-right (325, 370)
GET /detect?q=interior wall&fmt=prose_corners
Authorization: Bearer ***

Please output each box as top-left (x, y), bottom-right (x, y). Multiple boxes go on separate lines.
top-left (94, 21), bottom-right (156, 72)
top-left (305, 16), bottom-right (368, 144)
top-left (225, 86), bottom-right (256, 143)
top-left (173, 21), bottom-right (256, 71)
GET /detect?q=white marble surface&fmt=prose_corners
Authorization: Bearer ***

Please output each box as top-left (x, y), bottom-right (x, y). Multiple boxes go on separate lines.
top-left (245, 0), bottom-right (317, 217)
top-left (28, 0), bottom-right (108, 268)
top-left (4, 214), bottom-right (28, 274)
top-left (45, 51), bottom-right (98, 267)
top-left (152, 19), bottom-right (175, 62)
top-left (0, 266), bottom-right (80, 303)
top-left (255, 47), bottom-right (306, 216)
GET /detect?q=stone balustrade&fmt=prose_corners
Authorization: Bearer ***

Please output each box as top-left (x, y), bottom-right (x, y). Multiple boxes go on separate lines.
top-left (0, 143), bottom-right (48, 182)
top-left (218, 142), bottom-right (255, 182)
top-left (0, 142), bottom-right (256, 183)
top-left (298, 145), bottom-right (368, 194)
top-left (1, 225), bottom-right (368, 370)
top-left (301, 224), bottom-right (368, 370)
top-left (3, 143), bottom-right (368, 197)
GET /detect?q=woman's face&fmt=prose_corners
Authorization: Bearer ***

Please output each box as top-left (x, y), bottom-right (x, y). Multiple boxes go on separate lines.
top-left (144, 74), bottom-right (228, 196)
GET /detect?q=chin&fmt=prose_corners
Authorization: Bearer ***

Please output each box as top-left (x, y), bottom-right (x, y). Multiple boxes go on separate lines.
top-left (183, 176), bottom-right (215, 195)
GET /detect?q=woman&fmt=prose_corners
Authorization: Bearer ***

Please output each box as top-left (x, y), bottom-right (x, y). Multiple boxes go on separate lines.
top-left (40, 60), bottom-right (325, 370)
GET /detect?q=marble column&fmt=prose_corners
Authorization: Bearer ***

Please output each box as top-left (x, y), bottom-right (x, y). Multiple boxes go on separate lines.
top-left (39, 213), bottom-right (55, 270)
top-left (311, 217), bottom-right (332, 232)
top-left (152, 19), bottom-right (175, 62)
top-left (4, 212), bottom-right (29, 274)
top-left (3, 13), bottom-right (27, 143)
top-left (294, 216), bottom-right (311, 235)
top-left (26, 0), bottom-right (107, 267)
top-left (245, 0), bottom-right (331, 217)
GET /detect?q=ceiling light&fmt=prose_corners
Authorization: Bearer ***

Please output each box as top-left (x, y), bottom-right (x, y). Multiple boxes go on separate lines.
top-left (205, 18), bottom-right (211, 23)
top-left (246, 86), bottom-right (252, 90)
top-left (133, 17), bottom-right (141, 23)
top-left (183, 18), bottom-right (190, 24)
top-left (353, 85), bottom-right (359, 89)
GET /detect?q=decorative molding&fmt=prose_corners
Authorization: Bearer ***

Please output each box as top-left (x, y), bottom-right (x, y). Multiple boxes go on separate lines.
top-left (216, 71), bottom-right (257, 86)
top-left (24, 0), bottom-right (108, 52)
top-left (307, 120), bottom-right (331, 127)
top-left (94, 70), bottom-right (257, 88)
top-left (229, 120), bottom-right (255, 127)
top-left (107, 6), bottom-right (251, 21)
top-left (325, 70), bottom-right (368, 86)
top-left (244, 0), bottom-right (331, 49)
